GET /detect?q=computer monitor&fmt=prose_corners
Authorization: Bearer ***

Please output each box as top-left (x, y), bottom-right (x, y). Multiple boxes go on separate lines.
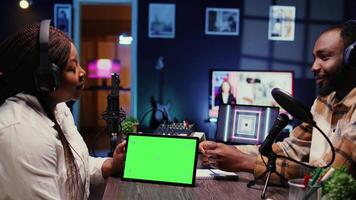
top-left (122, 133), bottom-right (199, 187)
top-left (216, 104), bottom-right (280, 145)
top-left (209, 70), bottom-right (293, 119)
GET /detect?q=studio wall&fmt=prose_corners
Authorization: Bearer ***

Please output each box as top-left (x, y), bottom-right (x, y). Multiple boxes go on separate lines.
top-left (0, 0), bottom-right (72, 40)
top-left (136, 0), bottom-right (347, 138)
top-left (0, 0), bottom-right (354, 139)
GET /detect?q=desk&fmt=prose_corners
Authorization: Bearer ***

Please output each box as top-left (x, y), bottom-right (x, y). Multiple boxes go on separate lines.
top-left (102, 172), bottom-right (288, 200)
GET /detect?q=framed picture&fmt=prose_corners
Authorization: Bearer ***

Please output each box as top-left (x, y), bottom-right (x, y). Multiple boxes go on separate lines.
top-left (268, 6), bottom-right (296, 41)
top-left (54, 4), bottom-right (72, 37)
top-left (148, 3), bottom-right (175, 38)
top-left (205, 7), bottom-right (240, 36)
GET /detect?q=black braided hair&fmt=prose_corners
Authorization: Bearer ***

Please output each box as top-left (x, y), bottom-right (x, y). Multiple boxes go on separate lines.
top-left (0, 23), bottom-right (71, 103)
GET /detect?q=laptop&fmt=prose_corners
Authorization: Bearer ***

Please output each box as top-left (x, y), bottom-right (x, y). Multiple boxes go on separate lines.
top-left (216, 104), bottom-right (280, 145)
top-left (122, 133), bottom-right (199, 187)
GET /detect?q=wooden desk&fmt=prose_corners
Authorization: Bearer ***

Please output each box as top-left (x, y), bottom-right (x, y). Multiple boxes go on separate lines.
top-left (102, 172), bottom-right (288, 200)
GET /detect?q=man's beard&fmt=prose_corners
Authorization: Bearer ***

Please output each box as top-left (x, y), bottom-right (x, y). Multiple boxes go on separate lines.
top-left (318, 66), bottom-right (347, 97)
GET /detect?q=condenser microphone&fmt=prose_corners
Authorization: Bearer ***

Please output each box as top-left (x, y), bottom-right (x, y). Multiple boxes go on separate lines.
top-left (103, 73), bottom-right (125, 156)
top-left (259, 113), bottom-right (289, 157)
top-left (105, 73), bottom-right (120, 134)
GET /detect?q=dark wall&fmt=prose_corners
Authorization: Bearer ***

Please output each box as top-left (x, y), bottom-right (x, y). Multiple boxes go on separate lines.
top-left (0, 0), bottom-right (353, 139)
top-left (137, 0), bottom-right (349, 138)
top-left (137, 0), bottom-right (243, 135)
top-left (0, 0), bottom-right (72, 40)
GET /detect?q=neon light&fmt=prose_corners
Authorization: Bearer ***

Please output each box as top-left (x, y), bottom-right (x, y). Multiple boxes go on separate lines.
top-left (223, 106), bottom-right (231, 142)
top-left (209, 118), bottom-right (217, 123)
top-left (264, 108), bottom-right (271, 139)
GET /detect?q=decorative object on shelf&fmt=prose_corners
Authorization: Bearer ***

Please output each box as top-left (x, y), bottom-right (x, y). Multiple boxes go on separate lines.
top-left (205, 7), bottom-right (240, 36)
top-left (148, 3), bottom-right (175, 38)
top-left (54, 4), bottom-right (72, 38)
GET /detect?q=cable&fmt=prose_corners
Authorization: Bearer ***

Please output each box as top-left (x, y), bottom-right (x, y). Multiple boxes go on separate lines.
top-left (138, 108), bottom-right (167, 130)
top-left (90, 127), bottom-right (106, 157)
top-left (261, 154), bottom-right (267, 167)
top-left (273, 123), bottom-right (335, 170)
top-left (138, 109), bottom-right (154, 128)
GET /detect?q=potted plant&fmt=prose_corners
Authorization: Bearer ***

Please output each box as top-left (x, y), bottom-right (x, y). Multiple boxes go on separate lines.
top-left (121, 117), bottom-right (139, 138)
top-left (323, 166), bottom-right (356, 200)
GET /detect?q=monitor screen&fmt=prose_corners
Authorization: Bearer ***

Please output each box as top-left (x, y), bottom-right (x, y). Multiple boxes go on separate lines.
top-left (87, 59), bottom-right (120, 78)
top-left (209, 70), bottom-right (294, 119)
top-left (216, 104), bottom-right (280, 145)
top-left (122, 133), bottom-right (199, 187)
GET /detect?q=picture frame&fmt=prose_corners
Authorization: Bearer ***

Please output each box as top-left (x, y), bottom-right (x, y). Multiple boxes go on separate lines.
top-left (148, 3), bottom-right (175, 38)
top-left (205, 7), bottom-right (240, 36)
top-left (268, 5), bottom-right (296, 41)
top-left (54, 4), bottom-right (72, 38)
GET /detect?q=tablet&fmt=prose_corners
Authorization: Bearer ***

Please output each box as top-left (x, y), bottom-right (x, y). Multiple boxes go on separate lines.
top-left (122, 133), bottom-right (199, 187)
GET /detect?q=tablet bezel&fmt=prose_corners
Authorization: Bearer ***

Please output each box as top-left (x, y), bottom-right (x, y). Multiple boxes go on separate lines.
top-left (121, 133), bottom-right (199, 187)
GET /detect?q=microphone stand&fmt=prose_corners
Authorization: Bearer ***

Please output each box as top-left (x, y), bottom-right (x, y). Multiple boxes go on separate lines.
top-left (247, 150), bottom-right (287, 199)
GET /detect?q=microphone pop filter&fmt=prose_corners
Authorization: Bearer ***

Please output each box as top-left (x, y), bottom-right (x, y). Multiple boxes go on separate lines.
top-left (271, 88), bottom-right (315, 125)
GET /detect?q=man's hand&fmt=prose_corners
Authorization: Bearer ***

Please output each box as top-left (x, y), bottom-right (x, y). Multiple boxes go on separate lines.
top-left (199, 141), bottom-right (255, 173)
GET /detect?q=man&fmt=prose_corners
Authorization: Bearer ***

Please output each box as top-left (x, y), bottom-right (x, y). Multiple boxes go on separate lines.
top-left (200, 21), bottom-right (356, 182)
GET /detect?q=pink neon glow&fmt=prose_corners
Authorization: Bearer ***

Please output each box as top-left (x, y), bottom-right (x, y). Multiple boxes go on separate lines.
top-left (87, 59), bottom-right (120, 78)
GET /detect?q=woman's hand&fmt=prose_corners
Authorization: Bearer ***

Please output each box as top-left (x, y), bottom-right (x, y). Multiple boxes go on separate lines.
top-left (199, 141), bottom-right (255, 173)
top-left (102, 141), bottom-right (126, 178)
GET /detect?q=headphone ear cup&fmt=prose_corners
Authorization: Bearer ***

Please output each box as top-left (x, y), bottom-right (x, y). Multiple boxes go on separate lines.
top-left (344, 41), bottom-right (356, 68)
top-left (34, 63), bottom-right (60, 92)
top-left (51, 63), bottom-right (60, 89)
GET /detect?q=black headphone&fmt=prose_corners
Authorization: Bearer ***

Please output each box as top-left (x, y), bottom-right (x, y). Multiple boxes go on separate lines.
top-left (344, 41), bottom-right (356, 68)
top-left (343, 20), bottom-right (356, 68)
top-left (34, 19), bottom-right (60, 93)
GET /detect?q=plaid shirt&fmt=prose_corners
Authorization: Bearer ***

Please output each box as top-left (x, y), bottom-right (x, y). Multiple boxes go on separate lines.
top-left (236, 87), bottom-right (356, 183)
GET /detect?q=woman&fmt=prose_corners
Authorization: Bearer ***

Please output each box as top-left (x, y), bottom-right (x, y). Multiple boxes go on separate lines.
top-left (214, 80), bottom-right (236, 106)
top-left (0, 22), bottom-right (125, 199)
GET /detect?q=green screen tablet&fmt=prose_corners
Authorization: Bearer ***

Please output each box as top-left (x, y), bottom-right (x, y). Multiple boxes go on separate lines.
top-left (122, 133), bottom-right (199, 187)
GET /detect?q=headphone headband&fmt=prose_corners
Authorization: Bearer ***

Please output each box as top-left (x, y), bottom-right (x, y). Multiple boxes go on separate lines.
top-left (38, 20), bottom-right (50, 74)
top-left (343, 20), bottom-right (356, 68)
top-left (34, 19), bottom-right (60, 93)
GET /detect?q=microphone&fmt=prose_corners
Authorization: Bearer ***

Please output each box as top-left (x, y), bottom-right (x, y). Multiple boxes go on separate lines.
top-left (259, 113), bottom-right (289, 157)
top-left (270, 87), bottom-right (335, 169)
top-left (271, 88), bottom-right (315, 125)
top-left (104, 73), bottom-right (120, 133)
top-left (103, 73), bottom-right (126, 156)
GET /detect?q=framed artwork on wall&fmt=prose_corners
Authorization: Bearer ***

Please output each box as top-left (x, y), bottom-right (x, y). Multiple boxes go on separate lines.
top-left (268, 6), bottom-right (296, 41)
top-left (148, 3), bottom-right (175, 38)
top-left (205, 7), bottom-right (240, 36)
top-left (54, 4), bottom-right (72, 38)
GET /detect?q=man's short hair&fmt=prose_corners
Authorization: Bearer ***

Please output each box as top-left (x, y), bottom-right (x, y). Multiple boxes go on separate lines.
top-left (340, 20), bottom-right (356, 48)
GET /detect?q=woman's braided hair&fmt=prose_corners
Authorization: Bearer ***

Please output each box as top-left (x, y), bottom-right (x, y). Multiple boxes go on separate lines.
top-left (0, 23), bottom-right (84, 199)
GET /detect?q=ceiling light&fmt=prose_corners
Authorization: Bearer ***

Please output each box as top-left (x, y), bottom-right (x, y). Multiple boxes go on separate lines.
top-left (119, 34), bottom-right (132, 45)
top-left (19, 0), bottom-right (32, 9)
